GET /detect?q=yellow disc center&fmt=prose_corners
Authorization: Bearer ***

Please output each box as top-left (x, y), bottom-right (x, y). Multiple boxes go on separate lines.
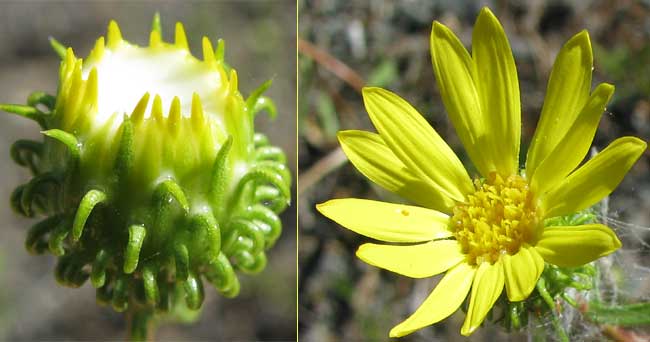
top-left (451, 173), bottom-right (539, 265)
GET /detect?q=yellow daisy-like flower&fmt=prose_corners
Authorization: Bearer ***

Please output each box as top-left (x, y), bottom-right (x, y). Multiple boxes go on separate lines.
top-left (317, 7), bottom-right (646, 337)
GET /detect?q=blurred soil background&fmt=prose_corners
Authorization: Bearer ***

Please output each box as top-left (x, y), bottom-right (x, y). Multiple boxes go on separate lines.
top-left (0, 0), bottom-right (296, 340)
top-left (299, 0), bottom-right (650, 341)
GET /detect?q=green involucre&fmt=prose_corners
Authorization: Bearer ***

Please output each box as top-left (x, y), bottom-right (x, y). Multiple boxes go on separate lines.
top-left (3, 16), bottom-right (290, 339)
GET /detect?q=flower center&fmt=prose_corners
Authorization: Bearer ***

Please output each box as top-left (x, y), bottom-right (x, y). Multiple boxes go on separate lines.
top-left (451, 173), bottom-right (539, 265)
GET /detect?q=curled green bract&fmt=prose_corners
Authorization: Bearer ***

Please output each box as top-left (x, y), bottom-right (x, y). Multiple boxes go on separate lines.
top-left (3, 15), bottom-right (290, 340)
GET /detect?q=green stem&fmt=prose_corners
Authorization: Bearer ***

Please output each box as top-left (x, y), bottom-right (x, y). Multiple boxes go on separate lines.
top-left (128, 308), bottom-right (155, 342)
top-left (536, 278), bottom-right (569, 342)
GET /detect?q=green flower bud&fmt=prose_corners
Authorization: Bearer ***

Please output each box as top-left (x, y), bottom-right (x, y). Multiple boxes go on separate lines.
top-left (3, 15), bottom-right (290, 339)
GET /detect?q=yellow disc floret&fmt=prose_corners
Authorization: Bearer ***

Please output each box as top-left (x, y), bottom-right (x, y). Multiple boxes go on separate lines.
top-left (451, 173), bottom-right (539, 265)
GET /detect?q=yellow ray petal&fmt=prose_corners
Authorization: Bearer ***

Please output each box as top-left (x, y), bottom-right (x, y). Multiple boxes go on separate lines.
top-left (107, 20), bottom-right (123, 49)
top-left (316, 198), bottom-right (451, 243)
top-left (535, 224), bottom-right (621, 267)
top-left (362, 87), bottom-right (473, 201)
top-left (531, 83), bottom-right (614, 196)
top-left (357, 240), bottom-right (465, 278)
top-left (338, 130), bottom-right (456, 212)
top-left (541, 137), bottom-right (646, 218)
top-left (149, 30), bottom-right (162, 48)
top-left (503, 246), bottom-right (544, 301)
top-left (527, 31), bottom-right (593, 177)
top-left (389, 262), bottom-right (475, 338)
top-left (202, 36), bottom-right (216, 66)
top-left (168, 96), bottom-right (181, 134)
top-left (191, 92), bottom-right (205, 130)
top-left (430, 22), bottom-right (492, 177)
top-left (471, 7), bottom-right (520, 175)
top-left (461, 259), bottom-right (504, 336)
top-left (88, 36), bottom-right (105, 63)
top-left (175, 22), bottom-right (189, 50)
top-left (152, 94), bottom-right (163, 122)
top-left (130, 92), bottom-right (150, 124)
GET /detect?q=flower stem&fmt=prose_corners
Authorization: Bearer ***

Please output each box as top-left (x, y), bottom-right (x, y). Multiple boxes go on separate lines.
top-left (536, 278), bottom-right (569, 342)
top-left (127, 307), bottom-right (155, 342)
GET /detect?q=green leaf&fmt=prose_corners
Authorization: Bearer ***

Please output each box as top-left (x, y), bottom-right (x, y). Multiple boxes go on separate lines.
top-left (316, 91), bottom-right (339, 139)
top-left (586, 301), bottom-right (650, 326)
top-left (366, 59), bottom-right (398, 87)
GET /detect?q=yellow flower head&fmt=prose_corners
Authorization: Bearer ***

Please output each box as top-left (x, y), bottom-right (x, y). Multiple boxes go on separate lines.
top-left (317, 7), bottom-right (646, 337)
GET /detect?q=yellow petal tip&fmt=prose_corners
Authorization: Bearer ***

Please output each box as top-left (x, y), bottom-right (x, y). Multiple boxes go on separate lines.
top-left (354, 244), bottom-right (369, 257)
top-left (168, 96), bottom-right (181, 126)
top-left (89, 36), bottom-right (105, 62)
top-left (314, 201), bottom-right (327, 214)
top-left (107, 20), bottom-right (123, 49)
top-left (479, 6), bottom-right (495, 17)
top-left (565, 29), bottom-right (592, 55)
top-left (175, 22), bottom-right (189, 50)
top-left (388, 327), bottom-right (403, 338)
top-left (190, 92), bottom-right (205, 128)
top-left (476, 6), bottom-right (501, 31)
top-left (65, 47), bottom-right (76, 60)
top-left (431, 20), bottom-right (447, 34)
top-left (229, 69), bottom-right (239, 93)
top-left (202, 36), bottom-right (216, 64)
top-left (152, 94), bottom-right (163, 122)
top-left (131, 92), bottom-right (150, 123)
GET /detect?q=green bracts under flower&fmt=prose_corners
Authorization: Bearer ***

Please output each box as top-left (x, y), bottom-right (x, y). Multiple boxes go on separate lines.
top-left (3, 15), bottom-right (290, 339)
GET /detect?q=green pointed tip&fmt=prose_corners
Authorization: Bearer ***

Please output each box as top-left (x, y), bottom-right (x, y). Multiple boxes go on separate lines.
top-left (41, 129), bottom-right (80, 160)
top-left (123, 225), bottom-right (146, 273)
top-left (1, 104), bottom-right (46, 127)
top-left (215, 38), bottom-right (226, 62)
top-left (246, 79), bottom-right (278, 119)
top-left (72, 189), bottom-right (107, 241)
top-left (152, 12), bottom-right (162, 36)
top-left (49, 36), bottom-right (67, 59)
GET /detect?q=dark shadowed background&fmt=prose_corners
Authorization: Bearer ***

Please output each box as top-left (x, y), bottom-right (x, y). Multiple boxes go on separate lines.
top-left (299, 0), bottom-right (650, 341)
top-left (0, 1), bottom-right (296, 340)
